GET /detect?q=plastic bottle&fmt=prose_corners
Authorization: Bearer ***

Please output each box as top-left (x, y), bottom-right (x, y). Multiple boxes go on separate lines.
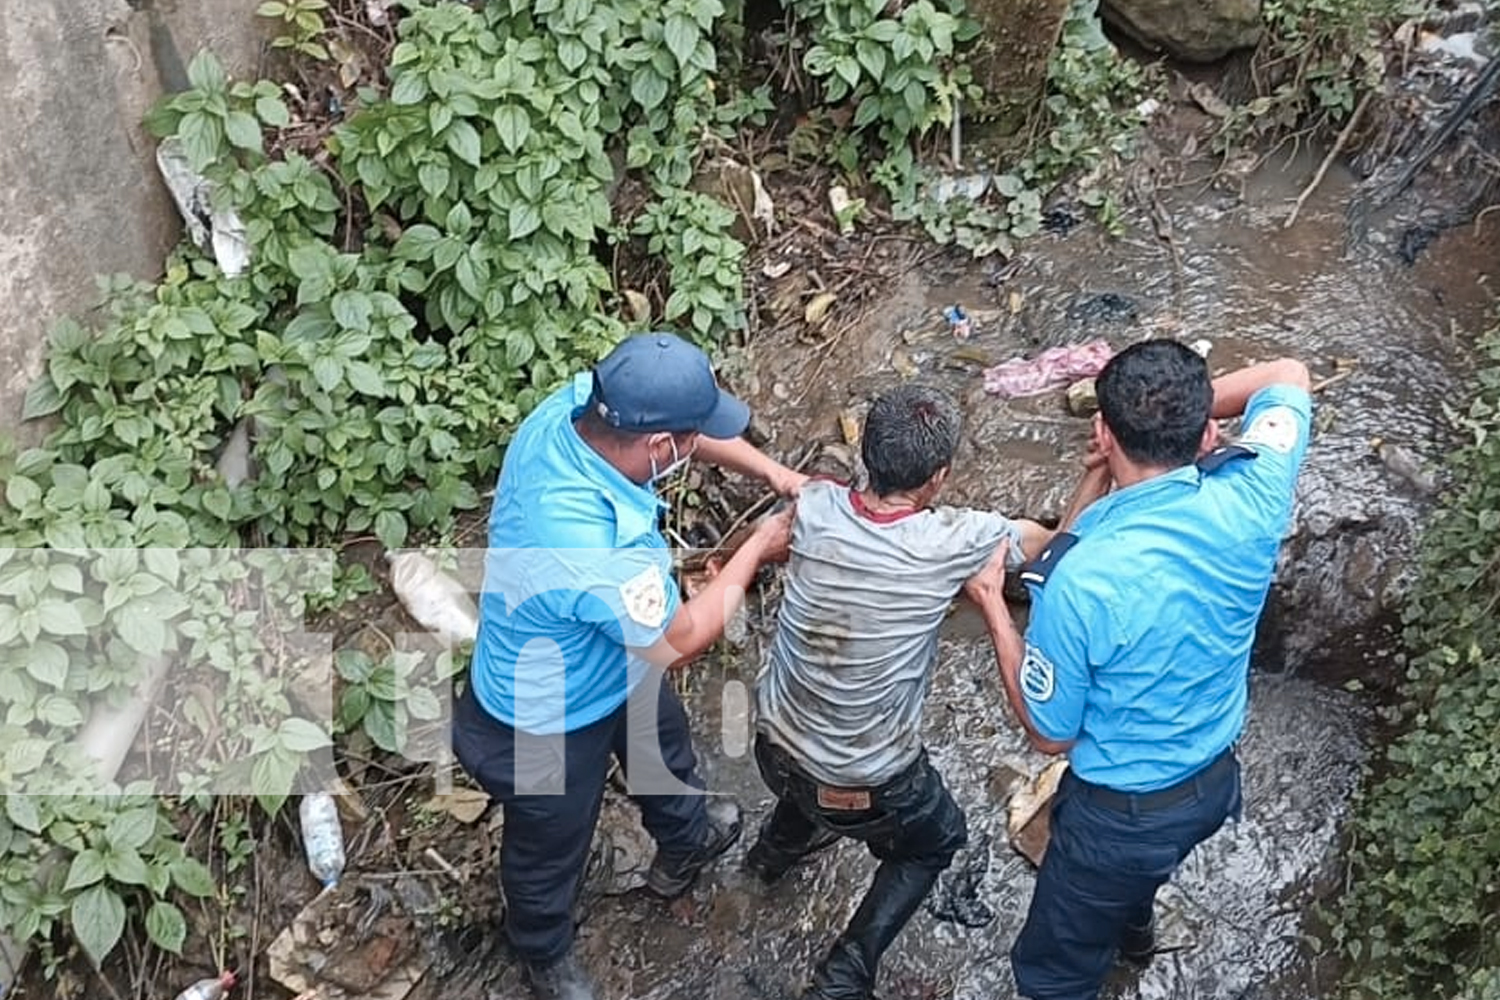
top-left (299, 792), bottom-right (346, 889)
top-left (173, 970), bottom-right (236, 1000)
top-left (943, 304), bottom-right (972, 341)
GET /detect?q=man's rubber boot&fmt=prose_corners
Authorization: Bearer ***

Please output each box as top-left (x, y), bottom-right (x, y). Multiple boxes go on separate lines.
top-left (1120, 916), bottom-right (1156, 967)
top-left (804, 861), bottom-right (939, 1000)
top-left (646, 797), bottom-right (742, 897)
top-left (523, 950), bottom-right (599, 1000)
top-left (743, 818), bottom-right (841, 884)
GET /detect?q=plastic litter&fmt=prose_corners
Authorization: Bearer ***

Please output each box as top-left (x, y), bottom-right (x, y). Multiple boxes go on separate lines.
top-left (155, 138), bottom-right (251, 277)
top-left (299, 792), bottom-right (347, 889)
top-left (982, 340), bottom-right (1114, 398)
top-left (387, 551), bottom-right (479, 645)
top-left (173, 970), bottom-right (237, 1000)
top-left (943, 305), bottom-right (972, 342)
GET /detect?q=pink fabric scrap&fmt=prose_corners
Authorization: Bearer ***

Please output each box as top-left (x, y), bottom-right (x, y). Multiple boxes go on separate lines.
top-left (982, 340), bottom-right (1115, 398)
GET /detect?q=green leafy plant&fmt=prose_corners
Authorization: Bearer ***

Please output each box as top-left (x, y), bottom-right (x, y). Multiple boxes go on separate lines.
top-left (1333, 314), bottom-right (1500, 997)
top-left (258, 0), bottom-right (333, 60)
top-left (335, 649), bottom-right (451, 754)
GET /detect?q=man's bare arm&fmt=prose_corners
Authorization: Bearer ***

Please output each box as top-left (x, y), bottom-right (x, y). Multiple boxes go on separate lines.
top-left (964, 542), bottom-right (1073, 755)
top-left (637, 507), bottom-right (793, 669)
top-left (1211, 358), bottom-right (1311, 420)
top-left (694, 435), bottom-right (807, 497)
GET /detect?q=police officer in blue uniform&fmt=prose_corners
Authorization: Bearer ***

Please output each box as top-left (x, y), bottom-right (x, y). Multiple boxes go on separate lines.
top-left (452, 333), bottom-right (805, 1000)
top-left (963, 341), bottom-right (1312, 1000)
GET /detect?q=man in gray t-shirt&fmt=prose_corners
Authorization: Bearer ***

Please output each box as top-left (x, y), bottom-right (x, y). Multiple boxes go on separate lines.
top-left (748, 384), bottom-right (1099, 1000)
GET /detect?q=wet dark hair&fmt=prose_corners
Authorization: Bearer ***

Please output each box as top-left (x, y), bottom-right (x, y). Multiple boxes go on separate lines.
top-left (862, 384), bottom-right (962, 495)
top-left (1096, 339), bottom-right (1213, 468)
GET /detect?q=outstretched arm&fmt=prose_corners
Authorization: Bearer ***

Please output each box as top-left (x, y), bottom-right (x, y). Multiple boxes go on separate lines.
top-left (695, 435), bottom-right (807, 498)
top-left (1211, 358), bottom-right (1311, 420)
top-left (963, 541), bottom-right (1073, 755)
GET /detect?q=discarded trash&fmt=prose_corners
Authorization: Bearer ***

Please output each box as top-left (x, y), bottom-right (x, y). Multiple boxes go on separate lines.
top-left (804, 291), bottom-right (837, 326)
top-left (890, 348), bottom-right (920, 379)
top-left (1186, 81), bottom-right (1233, 119)
top-left (387, 551), bottom-right (479, 646)
top-left (761, 260), bottom-right (792, 280)
top-left (828, 185), bottom-right (864, 234)
top-left (300, 792), bottom-right (347, 889)
top-left (623, 289), bottom-right (652, 324)
top-left (1372, 437), bottom-right (1438, 494)
top-left (267, 877), bottom-right (429, 1000)
top-left (929, 172), bottom-right (991, 204)
top-left (174, 970), bottom-right (237, 1000)
top-left (425, 786), bottom-right (490, 825)
top-left (1007, 759), bottom-right (1068, 867)
top-left (838, 408), bottom-right (862, 446)
top-left (982, 340), bottom-right (1114, 398)
top-left (1008, 290), bottom-right (1025, 314)
top-left (1189, 338), bottom-right (1213, 359)
top-left (156, 137), bottom-right (251, 277)
top-left (926, 832), bottom-right (996, 928)
top-left (943, 305), bottom-right (972, 341)
top-left (215, 418), bottom-right (255, 488)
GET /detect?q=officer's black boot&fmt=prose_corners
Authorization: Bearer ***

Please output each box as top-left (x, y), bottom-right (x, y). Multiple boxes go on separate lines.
top-left (646, 796), bottom-right (743, 897)
top-left (804, 861), bottom-right (940, 1000)
top-left (523, 950), bottom-right (599, 1000)
top-left (1120, 914), bottom-right (1156, 966)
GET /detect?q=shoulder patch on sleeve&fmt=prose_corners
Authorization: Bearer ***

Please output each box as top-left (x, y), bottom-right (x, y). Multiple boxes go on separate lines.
top-left (1238, 405), bottom-right (1301, 454)
top-left (1020, 644), bottom-right (1055, 702)
top-left (619, 563), bottom-right (668, 628)
top-left (1196, 443), bottom-right (1259, 473)
top-left (1020, 532), bottom-right (1078, 588)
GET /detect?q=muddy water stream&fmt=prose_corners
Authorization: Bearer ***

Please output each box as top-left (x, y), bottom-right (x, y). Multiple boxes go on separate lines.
top-left (424, 152), bottom-right (1497, 1000)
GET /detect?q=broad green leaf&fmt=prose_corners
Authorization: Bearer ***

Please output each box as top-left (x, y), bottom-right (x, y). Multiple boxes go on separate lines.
top-left (224, 111), bottom-right (263, 152)
top-left (256, 94), bottom-right (290, 127)
top-left (346, 361), bottom-right (387, 397)
top-left (311, 355), bottom-right (343, 392)
top-left (35, 599), bottom-right (86, 637)
top-left (494, 105), bottom-right (531, 153)
top-left (201, 488), bottom-right (233, 522)
top-left (278, 717), bottom-right (333, 753)
top-left (146, 901), bottom-right (187, 955)
top-left (631, 68), bottom-right (668, 112)
top-left (390, 73), bottom-right (428, 105)
top-left (331, 290), bottom-right (374, 333)
top-left (445, 120), bottom-right (482, 167)
top-left (105, 846), bottom-right (151, 886)
top-left (6, 476), bottom-right (42, 511)
top-left (21, 377), bottom-right (64, 420)
top-left (509, 202), bottom-right (542, 240)
top-left (105, 808), bottom-right (158, 851)
top-left (5, 792), bottom-right (43, 832)
top-left (71, 884), bottom-right (127, 966)
top-left (664, 14), bottom-right (699, 68)
top-left (170, 856), bottom-right (217, 898)
top-left (26, 641), bottom-right (71, 688)
top-left (64, 848), bottom-right (108, 891)
top-left (375, 510), bottom-right (408, 550)
top-left (186, 51), bottom-right (227, 93)
top-left (406, 684), bottom-right (442, 721)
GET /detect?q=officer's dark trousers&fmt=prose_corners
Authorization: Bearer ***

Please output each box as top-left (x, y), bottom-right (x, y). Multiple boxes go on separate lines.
top-left (1010, 752), bottom-right (1242, 1000)
top-left (452, 674), bottom-right (709, 964)
top-left (754, 736), bottom-right (967, 998)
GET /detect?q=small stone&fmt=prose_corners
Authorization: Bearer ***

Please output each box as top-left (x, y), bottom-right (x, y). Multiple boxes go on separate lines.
top-left (1067, 378), bottom-right (1099, 417)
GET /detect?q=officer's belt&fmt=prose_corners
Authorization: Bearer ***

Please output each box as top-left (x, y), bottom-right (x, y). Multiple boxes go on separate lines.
top-left (1072, 747), bottom-right (1235, 813)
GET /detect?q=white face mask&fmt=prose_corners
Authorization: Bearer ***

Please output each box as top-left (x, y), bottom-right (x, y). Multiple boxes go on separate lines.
top-left (648, 435), bottom-right (694, 487)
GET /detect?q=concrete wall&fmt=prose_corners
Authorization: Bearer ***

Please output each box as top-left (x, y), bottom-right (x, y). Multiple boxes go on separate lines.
top-left (0, 0), bottom-right (264, 441)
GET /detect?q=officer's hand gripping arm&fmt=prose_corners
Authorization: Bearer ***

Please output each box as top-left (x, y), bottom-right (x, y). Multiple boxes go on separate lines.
top-left (694, 435), bottom-right (808, 498)
top-left (636, 506), bottom-right (794, 669)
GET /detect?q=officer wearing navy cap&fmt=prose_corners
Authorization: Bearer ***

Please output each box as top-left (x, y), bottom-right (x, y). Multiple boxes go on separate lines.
top-left (963, 341), bottom-right (1313, 1000)
top-left (453, 333), bottom-right (806, 1000)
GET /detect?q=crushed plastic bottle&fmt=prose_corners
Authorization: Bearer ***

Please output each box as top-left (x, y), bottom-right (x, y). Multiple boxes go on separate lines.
top-left (943, 304), bottom-right (972, 341)
top-left (173, 970), bottom-right (237, 1000)
top-left (299, 792), bottom-right (346, 889)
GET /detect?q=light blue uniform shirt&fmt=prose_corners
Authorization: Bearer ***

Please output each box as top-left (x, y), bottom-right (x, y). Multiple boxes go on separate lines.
top-left (471, 374), bottom-right (681, 735)
top-left (1021, 384), bottom-right (1313, 792)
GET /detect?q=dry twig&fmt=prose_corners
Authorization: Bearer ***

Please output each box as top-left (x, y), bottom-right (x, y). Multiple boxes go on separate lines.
top-left (1285, 91), bottom-right (1373, 230)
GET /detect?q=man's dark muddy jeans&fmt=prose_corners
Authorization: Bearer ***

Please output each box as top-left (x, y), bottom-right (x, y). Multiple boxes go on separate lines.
top-left (752, 735), bottom-right (967, 875)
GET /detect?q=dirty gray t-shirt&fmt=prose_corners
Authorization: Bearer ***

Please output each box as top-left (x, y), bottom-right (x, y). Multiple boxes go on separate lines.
top-left (755, 479), bottom-right (1027, 787)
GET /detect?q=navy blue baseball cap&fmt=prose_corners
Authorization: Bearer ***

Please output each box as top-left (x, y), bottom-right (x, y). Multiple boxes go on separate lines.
top-left (591, 333), bottom-right (750, 439)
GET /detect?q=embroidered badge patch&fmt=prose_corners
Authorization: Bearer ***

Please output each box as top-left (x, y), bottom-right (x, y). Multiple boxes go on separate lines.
top-left (1240, 405), bottom-right (1300, 454)
top-left (1020, 644), bottom-right (1055, 703)
top-left (619, 563), bottom-right (668, 628)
